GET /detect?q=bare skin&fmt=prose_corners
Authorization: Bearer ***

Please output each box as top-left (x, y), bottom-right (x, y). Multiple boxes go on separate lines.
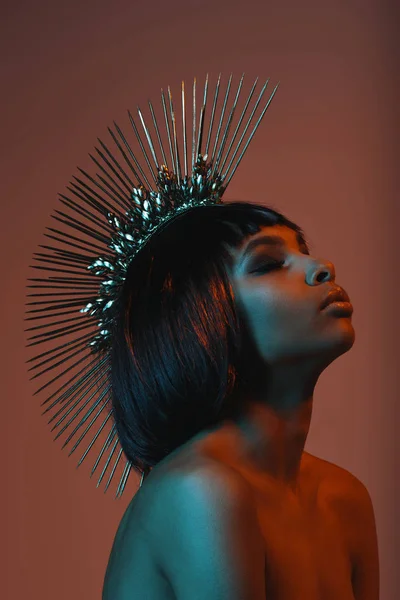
top-left (103, 224), bottom-right (379, 599)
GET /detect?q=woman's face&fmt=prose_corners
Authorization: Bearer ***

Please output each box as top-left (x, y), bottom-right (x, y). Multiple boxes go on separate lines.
top-left (227, 223), bottom-right (355, 367)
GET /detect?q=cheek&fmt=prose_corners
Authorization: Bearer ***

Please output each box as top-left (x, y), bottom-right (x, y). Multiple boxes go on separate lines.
top-left (244, 289), bottom-right (315, 338)
top-left (235, 281), bottom-right (355, 363)
top-left (239, 286), bottom-right (314, 347)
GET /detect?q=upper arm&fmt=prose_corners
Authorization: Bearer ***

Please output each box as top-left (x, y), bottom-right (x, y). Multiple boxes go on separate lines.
top-left (151, 463), bottom-right (266, 600)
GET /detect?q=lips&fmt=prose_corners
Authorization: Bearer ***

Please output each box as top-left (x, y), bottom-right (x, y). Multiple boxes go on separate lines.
top-left (320, 287), bottom-right (351, 310)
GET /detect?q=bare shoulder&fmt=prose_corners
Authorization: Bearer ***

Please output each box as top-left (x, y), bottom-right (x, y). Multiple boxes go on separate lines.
top-left (305, 454), bottom-right (378, 554)
top-left (307, 452), bottom-right (379, 599)
top-left (144, 453), bottom-right (257, 537)
top-left (142, 456), bottom-right (266, 599)
top-left (304, 451), bottom-right (372, 500)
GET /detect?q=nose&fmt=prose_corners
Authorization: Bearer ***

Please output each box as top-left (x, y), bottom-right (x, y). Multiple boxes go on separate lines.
top-left (306, 258), bottom-right (336, 285)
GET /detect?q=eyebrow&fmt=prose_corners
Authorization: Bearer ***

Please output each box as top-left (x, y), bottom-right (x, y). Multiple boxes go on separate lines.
top-left (239, 232), bottom-right (309, 264)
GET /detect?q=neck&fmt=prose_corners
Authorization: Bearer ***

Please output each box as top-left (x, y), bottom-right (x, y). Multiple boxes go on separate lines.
top-left (225, 360), bottom-right (322, 494)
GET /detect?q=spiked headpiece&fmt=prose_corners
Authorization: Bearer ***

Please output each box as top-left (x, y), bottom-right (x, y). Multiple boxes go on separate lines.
top-left (25, 74), bottom-right (278, 498)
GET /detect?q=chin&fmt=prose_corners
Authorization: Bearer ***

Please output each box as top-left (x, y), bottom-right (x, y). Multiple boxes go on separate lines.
top-left (334, 317), bottom-right (355, 347)
top-left (320, 319), bottom-right (356, 361)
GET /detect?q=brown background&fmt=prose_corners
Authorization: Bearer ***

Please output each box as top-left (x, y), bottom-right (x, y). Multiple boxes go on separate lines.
top-left (1, 0), bottom-right (398, 598)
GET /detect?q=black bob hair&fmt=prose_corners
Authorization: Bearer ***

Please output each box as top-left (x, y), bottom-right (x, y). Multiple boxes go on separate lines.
top-left (110, 201), bottom-right (307, 479)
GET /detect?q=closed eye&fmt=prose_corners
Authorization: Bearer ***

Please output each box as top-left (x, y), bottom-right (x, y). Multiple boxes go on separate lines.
top-left (250, 260), bottom-right (285, 274)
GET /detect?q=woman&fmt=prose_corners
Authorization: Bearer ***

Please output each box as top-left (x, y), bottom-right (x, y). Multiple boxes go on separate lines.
top-left (26, 73), bottom-right (378, 599)
top-left (102, 201), bottom-right (379, 599)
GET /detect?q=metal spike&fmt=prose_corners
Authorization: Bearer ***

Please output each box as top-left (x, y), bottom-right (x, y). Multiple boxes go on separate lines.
top-left (29, 336), bottom-right (93, 368)
top-left (25, 303), bottom-right (95, 317)
top-left (43, 232), bottom-right (101, 256)
top-left (52, 370), bottom-right (110, 434)
top-left (125, 112), bottom-right (157, 184)
top-left (78, 172), bottom-right (130, 215)
top-left (26, 279), bottom-right (97, 289)
top-left (223, 80), bottom-right (278, 184)
top-left (44, 276), bottom-right (97, 285)
top-left (89, 150), bottom-right (133, 204)
top-left (58, 196), bottom-right (111, 233)
top-left (68, 398), bottom-right (109, 456)
top-left (28, 335), bottom-right (91, 373)
top-left (91, 424), bottom-right (117, 476)
top-left (196, 73), bottom-right (209, 160)
top-left (45, 226), bottom-right (107, 254)
top-left (25, 297), bottom-right (93, 312)
top-left (107, 126), bottom-right (147, 189)
top-left (26, 297), bottom-right (94, 310)
top-left (65, 189), bottom-right (112, 226)
top-left (26, 272), bottom-right (93, 284)
top-left (28, 317), bottom-right (96, 350)
top-left (90, 149), bottom-right (132, 201)
top-left (167, 86), bottom-right (181, 183)
top-left (29, 263), bottom-right (95, 279)
top-left (205, 72), bottom-right (221, 156)
top-left (58, 195), bottom-right (111, 230)
top-left (181, 81), bottom-right (187, 178)
top-left (41, 354), bottom-right (107, 411)
top-left (113, 119), bottom-right (153, 189)
top-left (161, 89), bottom-right (176, 173)
top-left (115, 461), bottom-right (129, 498)
top-left (96, 137), bottom-right (136, 189)
top-left (116, 461), bottom-right (132, 498)
top-left (37, 245), bottom-right (93, 264)
top-left (51, 212), bottom-right (109, 245)
top-left (27, 331), bottom-right (93, 365)
top-left (89, 167), bottom-right (132, 215)
top-left (42, 365), bottom-right (103, 420)
top-left (104, 447), bottom-right (124, 493)
top-left (30, 258), bottom-right (90, 272)
top-left (27, 323), bottom-right (93, 348)
top-left (57, 381), bottom-right (111, 445)
top-left (26, 280), bottom-right (97, 294)
top-left (137, 106), bottom-right (159, 171)
top-left (225, 81), bottom-right (279, 185)
top-left (77, 410), bottom-right (113, 467)
top-left (97, 437), bottom-right (119, 487)
top-left (31, 345), bottom-right (97, 396)
top-left (33, 245), bottom-right (88, 262)
top-left (49, 363), bottom-right (107, 425)
top-left (219, 77), bottom-right (259, 174)
top-left (71, 172), bottom-right (125, 220)
top-left (27, 324), bottom-right (95, 351)
top-left (26, 282), bottom-right (95, 289)
top-left (211, 73), bottom-right (233, 164)
top-left (38, 248), bottom-right (93, 264)
top-left (65, 182), bottom-right (111, 218)
top-left (30, 277), bottom-right (98, 286)
top-left (33, 251), bottom-right (89, 265)
top-left (27, 282), bottom-right (91, 295)
top-left (192, 77), bottom-right (196, 170)
top-left (29, 340), bottom-right (92, 382)
top-left (213, 73), bottom-right (244, 174)
top-left (148, 99), bottom-right (168, 168)
top-left (25, 312), bottom-right (91, 333)
top-left (31, 255), bottom-right (91, 272)
top-left (25, 309), bottom-right (94, 327)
